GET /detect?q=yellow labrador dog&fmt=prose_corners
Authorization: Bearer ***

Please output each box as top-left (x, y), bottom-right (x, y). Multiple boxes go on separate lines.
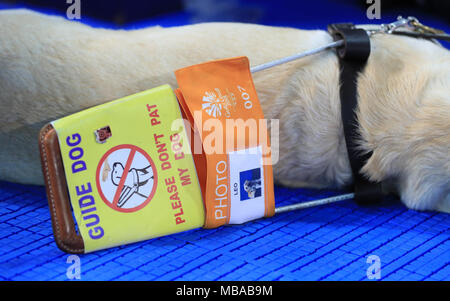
top-left (0, 9), bottom-right (448, 212)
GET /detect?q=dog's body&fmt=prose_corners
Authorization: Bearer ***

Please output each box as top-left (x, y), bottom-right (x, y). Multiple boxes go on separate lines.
top-left (0, 10), bottom-right (449, 212)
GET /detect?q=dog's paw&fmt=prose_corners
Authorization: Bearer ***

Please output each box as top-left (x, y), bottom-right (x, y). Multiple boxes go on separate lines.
top-left (436, 196), bottom-right (450, 214)
top-left (398, 166), bottom-right (449, 212)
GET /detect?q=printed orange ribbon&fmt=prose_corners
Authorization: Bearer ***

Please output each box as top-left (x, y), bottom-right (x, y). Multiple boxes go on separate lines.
top-left (175, 57), bottom-right (275, 229)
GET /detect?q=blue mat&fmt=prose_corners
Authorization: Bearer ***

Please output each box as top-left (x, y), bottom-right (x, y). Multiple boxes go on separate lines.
top-left (0, 181), bottom-right (448, 281)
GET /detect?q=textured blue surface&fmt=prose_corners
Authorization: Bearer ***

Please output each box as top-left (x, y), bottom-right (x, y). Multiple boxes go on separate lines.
top-left (0, 181), bottom-right (448, 281)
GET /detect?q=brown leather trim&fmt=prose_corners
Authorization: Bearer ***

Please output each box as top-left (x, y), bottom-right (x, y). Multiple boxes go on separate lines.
top-left (39, 123), bottom-right (85, 254)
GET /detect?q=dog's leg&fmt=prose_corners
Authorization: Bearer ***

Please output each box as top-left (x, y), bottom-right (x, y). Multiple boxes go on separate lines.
top-left (357, 34), bottom-right (450, 212)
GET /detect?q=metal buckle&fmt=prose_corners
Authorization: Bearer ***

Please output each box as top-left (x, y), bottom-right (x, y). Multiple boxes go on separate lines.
top-left (368, 16), bottom-right (445, 36)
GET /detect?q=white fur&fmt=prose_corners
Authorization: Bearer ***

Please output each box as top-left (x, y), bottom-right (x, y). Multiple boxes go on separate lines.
top-left (0, 9), bottom-right (448, 212)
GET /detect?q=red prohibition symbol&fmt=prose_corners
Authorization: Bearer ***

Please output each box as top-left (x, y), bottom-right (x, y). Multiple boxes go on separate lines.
top-left (96, 144), bottom-right (157, 213)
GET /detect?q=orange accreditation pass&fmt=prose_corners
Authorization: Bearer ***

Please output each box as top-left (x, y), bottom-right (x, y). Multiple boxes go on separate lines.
top-left (174, 57), bottom-right (275, 229)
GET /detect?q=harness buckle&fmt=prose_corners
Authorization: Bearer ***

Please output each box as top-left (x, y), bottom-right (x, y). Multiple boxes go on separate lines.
top-left (327, 23), bottom-right (371, 60)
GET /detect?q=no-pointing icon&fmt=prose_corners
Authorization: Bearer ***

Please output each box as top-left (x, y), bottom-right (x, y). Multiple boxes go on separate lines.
top-left (96, 144), bottom-right (158, 213)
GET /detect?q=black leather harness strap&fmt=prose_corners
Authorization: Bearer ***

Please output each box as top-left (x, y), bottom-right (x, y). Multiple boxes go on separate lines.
top-left (327, 23), bottom-right (384, 204)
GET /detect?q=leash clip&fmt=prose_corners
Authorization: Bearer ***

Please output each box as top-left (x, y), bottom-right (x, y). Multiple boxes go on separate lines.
top-left (372, 16), bottom-right (445, 36)
top-left (379, 16), bottom-right (411, 34)
top-left (367, 16), bottom-right (415, 36)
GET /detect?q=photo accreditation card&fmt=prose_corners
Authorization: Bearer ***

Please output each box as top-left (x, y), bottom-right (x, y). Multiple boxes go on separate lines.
top-left (175, 56), bottom-right (275, 228)
top-left (228, 146), bottom-right (266, 224)
top-left (52, 85), bottom-right (204, 252)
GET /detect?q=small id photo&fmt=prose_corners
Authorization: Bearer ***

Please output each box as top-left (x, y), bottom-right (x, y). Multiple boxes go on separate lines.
top-left (239, 168), bottom-right (262, 201)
